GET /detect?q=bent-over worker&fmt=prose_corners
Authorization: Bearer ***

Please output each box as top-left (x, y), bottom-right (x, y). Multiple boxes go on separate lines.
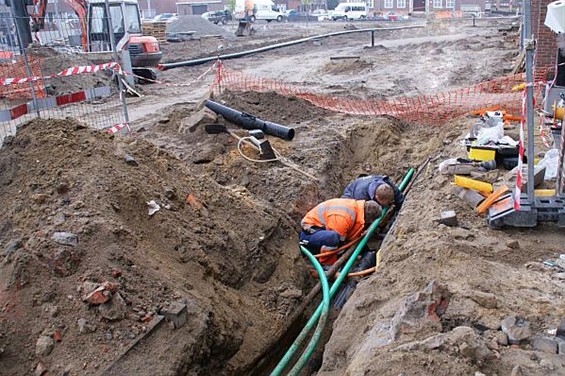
top-left (342, 175), bottom-right (404, 209)
top-left (299, 199), bottom-right (382, 263)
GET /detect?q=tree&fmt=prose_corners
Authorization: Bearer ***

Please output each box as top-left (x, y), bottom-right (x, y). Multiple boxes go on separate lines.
top-left (226, 0), bottom-right (236, 12)
top-left (301, 0), bottom-right (312, 25)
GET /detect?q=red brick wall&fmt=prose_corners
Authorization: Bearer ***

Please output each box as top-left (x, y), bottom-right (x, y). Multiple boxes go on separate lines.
top-left (531, 0), bottom-right (557, 73)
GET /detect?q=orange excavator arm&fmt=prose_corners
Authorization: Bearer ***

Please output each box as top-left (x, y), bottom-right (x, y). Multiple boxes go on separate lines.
top-left (29, 0), bottom-right (48, 30)
top-left (65, 0), bottom-right (89, 51)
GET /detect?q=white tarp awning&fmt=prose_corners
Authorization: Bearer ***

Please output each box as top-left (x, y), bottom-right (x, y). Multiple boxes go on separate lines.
top-left (545, 0), bottom-right (565, 33)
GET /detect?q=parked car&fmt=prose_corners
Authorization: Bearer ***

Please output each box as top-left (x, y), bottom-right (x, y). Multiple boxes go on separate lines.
top-left (371, 11), bottom-right (409, 21)
top-left (284, 10), bottom-right (318, 22)
top-left (311, 9), bottom-right (331, 21)
top-left (201, 10), bottom-right (232, 25)
top-left (384, 12), bottom-right (399, 21)
top-left (284, 9), bottom-right (298, 21)
top-left (152, 13), bottom-right (178, 23)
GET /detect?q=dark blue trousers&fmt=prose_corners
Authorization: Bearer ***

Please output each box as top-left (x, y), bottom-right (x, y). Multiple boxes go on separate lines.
top-left (299, 230), bottom-right (340, 254)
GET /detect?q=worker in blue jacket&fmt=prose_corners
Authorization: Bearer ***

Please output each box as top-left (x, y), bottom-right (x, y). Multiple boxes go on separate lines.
top-left (342, 175), bottom-right (404, 209)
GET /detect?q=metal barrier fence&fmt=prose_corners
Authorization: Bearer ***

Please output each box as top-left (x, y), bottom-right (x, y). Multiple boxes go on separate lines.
top-left (558, 123), bottom-right (565, 197)
top-left (0, 2), bottom-right (128, 145)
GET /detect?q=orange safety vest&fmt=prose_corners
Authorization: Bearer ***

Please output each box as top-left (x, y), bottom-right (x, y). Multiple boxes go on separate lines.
top-left (244, 0), bottom-right (254, 12)
top-left (301, 198), bottom-right (366, 242)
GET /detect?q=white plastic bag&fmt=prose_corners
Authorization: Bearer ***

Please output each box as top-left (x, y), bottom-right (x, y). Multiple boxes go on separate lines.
top-left (476, 122), bottom-right (504, 145)
top-left (537, 149), bottom-right (559, 180)
top-left (438, 158), bottom-right (459, 174)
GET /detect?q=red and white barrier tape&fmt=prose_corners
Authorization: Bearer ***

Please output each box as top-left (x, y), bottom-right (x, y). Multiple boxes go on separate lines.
top-left (514, 88), bottom-right (527, 210)
top-left (539, 114), bottom-right (551, 149)
top-left (0, 86), bottom-right (113, 122)
top-left (105, 123), bottom-right (131, 134)
top-left (0, 62), bottom-right (119, 86)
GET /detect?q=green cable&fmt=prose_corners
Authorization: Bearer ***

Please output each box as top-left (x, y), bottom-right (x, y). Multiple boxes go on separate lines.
top-left (287, 246), bottom-right (331, 376)
top-left (270, 167), bottom-right (414, 376)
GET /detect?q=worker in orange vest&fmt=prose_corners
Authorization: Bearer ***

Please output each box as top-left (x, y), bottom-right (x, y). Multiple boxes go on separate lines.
top-left (299, 199), bottom-right (382, 263)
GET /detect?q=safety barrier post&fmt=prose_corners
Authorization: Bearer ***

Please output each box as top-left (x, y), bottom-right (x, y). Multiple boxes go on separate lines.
top-left (8, 4), bottom-right (40, 117)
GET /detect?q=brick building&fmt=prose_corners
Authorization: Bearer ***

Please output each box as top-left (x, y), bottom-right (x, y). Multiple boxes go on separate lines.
top-left (530, 0), bottom-right (557, 74)
top-left (372, 0), bottom-right (487, 15)
top-left (137, 0), bottom-right (179, 17)
top-left (176, 0), bottom-right (224, 15)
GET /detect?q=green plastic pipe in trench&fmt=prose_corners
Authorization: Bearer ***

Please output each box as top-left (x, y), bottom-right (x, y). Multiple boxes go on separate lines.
top-left (287, 246), bottom-right (331, 376)
top-left (270, 167), bottom-right (415, 376)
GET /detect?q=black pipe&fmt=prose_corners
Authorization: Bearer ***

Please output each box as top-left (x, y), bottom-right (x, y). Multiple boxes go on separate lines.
top-left (205, 99), bottom-right (295, 141)
top-left (160, 25), bottom-right (425, 70)
top-left (331, 251), bottom-right (376, 310)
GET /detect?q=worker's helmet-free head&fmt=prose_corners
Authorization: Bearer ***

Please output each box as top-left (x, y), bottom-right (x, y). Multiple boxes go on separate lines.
top-left (375, 184), bottom-right (395, 207)
top-left (364, 200), bottom-right (382, 224)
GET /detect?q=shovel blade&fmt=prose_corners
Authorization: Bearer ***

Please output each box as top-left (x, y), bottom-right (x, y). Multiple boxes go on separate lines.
top-left (204, 123), bottom-right (228, 134)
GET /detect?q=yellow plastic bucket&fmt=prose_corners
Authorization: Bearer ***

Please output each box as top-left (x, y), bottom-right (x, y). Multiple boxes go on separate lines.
top-left (468, 147), bottom-right (496, 161)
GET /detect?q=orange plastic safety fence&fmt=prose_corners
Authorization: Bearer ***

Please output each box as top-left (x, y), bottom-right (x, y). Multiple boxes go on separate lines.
top-left (215, 67), bottom-right (550, 126)
top-left (0, 56), bottom-right (45, 101)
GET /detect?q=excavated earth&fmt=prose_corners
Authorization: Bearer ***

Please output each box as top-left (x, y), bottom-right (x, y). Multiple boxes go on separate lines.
top-left (1, 16), bottom-right (565, 376)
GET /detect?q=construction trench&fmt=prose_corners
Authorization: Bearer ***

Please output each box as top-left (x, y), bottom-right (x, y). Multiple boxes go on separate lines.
top-left (2, 16), bottom-right (565, 376)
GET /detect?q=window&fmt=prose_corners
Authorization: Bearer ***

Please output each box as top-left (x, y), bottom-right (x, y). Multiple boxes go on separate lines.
top-left (124, 4), bottom-right (141, 33)
top-left (366, 0), bottom-right (375, 8)
top-left (109, 5), bottom-right (124, 33)
top-left (397, 0), bottom-right (406, 8)
top-left (90, 6), bottom-right (105, 33)
top-left (384, 0), bottom-right (393, 8)
top-left (445, 0), bottom-right (454, 7)
top-left (433, 0), bottom-right (442, 8)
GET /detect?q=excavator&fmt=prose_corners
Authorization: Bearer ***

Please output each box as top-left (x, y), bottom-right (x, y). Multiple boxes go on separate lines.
top-left (8, 0), bottom-right (162, 80)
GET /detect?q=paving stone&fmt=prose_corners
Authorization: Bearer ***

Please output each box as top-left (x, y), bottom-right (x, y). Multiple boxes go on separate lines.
top-left (501, 316), bottom-right (531, 344)
top-left (98, 292), bottom-right (127, 321)
top-left (3, 238), bottom-right (22, 257)
top-left (470, 291), bottom-right (498, 309)
top-left (531, 336), bottom-right (558, 354)
top-left (160, 303), bottom-right (188, 329)
top-left (35, 335), bottom-right (54, 357)
top-left (51, 232), bottom-right (78, 247)
top-left (77, 318), bottom-right (96, 334)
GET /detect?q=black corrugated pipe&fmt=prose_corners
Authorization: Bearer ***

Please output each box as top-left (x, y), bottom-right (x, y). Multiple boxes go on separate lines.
top-left (205, 99), bottom-right (295, 140)
top-left (160, 25), bottom-right (425, 70)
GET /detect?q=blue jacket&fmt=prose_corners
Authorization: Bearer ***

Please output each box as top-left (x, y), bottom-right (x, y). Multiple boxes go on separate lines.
top-left (341, 175), bottom-right (404, 209)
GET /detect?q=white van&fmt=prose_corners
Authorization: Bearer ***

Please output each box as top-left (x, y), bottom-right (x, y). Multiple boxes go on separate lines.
top-left (235, 0), bottom-right (285, 22)
top-left (331, 2), bottom-right (368, 20)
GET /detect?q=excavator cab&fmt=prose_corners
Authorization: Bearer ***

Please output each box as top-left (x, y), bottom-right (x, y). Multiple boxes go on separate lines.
top-left (86, 0), bottom-right (162, 73)
top-left (7, 0), bottom-right (162, 81)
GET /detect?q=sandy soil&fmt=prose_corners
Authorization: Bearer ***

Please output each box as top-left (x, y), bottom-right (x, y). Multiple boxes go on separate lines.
top-left (2, 15), bottom-right (564, 376)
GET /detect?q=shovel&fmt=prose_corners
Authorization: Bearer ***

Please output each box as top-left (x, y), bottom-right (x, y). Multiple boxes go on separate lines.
top-left (205, 124), bottom-right (318, 181)
top-left (205, 123), bottom-right (275, 158)
top-left (205, 123), bottom-right (257, 149)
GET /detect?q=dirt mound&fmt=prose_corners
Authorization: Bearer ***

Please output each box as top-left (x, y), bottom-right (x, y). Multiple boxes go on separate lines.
top-left (0, 118), bottom-right (307, 375)
top-left (319, 58), bottom-right (372, 75)
top-left (218, 90), bottom-right (336, 124)
top-left (167, 16), bottom-right (234, 38)
top-left (27, 47), bottom-right (115, 96)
